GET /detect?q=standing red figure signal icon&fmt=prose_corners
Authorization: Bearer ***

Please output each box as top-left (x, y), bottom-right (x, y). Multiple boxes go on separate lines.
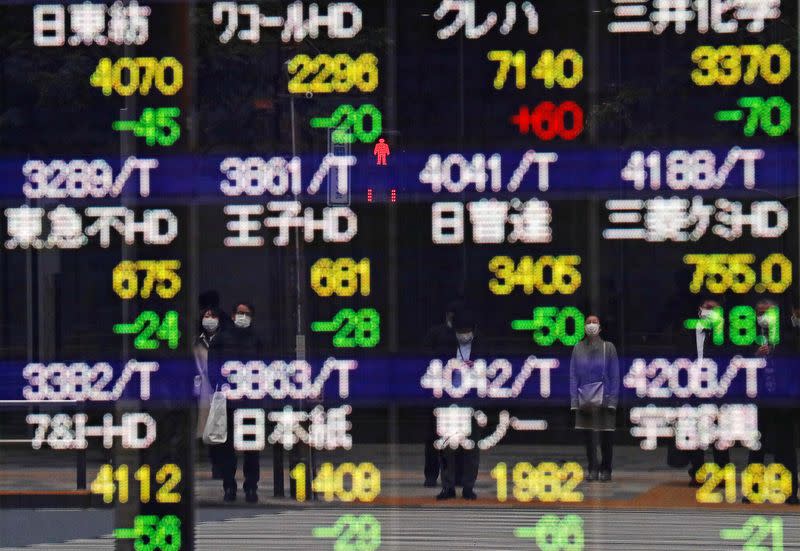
top-left (373, 138), bottom-right (390, 165)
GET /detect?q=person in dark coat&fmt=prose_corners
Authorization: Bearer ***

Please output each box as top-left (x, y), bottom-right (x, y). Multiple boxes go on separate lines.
top-left (435, 310), bottom-right (480, 500)
top-left (745, 299), bottom-right (798, 504)
top-left (569, 314), bottom-right (620, 482)
top-left (422, 300), bottom-right (463, 487)
top-left (686, 300), bottom-right (731, 485)
top-left (208, 301), bottom-right (265, 503)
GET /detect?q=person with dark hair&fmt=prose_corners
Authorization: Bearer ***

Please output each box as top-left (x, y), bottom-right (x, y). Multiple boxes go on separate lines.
top-left (207, 301), bottom-right (265, 503)
top-left (436, 310), bottom-right (481, 500)
top-left (422, 299), bottom-right (464, 487)
top-left (569, 314), bottom-right (620, 482)
top-left (745, 299), bottom-right (799, 504)
top-left (228, 302), bottom-right (262, 356)
top-left (194, 306), bottom-right (224, 478)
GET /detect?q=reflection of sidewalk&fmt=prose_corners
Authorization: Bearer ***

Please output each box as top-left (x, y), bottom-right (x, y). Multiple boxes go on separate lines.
top-left (4, 444), bottom-right (799, 511)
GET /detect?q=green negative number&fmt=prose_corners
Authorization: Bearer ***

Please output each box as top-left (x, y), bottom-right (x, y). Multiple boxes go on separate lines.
top-left (313, 514), bottom-right (381, 551)
top-left (515, 514), bottom-right (584, 551)
top-left (721, 515), bottom-right (783, 551)
top-left (311, 104), bottom-right (383, 144)
top-left (114, 311), bottom-right (180, 350)
top-left (331, 308), bottom-right (381, 348)
top-left (532, 307), bottom-right (585, 346)
top-left (338, 514), bottom-right (381, 551)
top-left (131, 515), bottom-right (181, 551)
top-left (738, 96), bottom-right (791, 137)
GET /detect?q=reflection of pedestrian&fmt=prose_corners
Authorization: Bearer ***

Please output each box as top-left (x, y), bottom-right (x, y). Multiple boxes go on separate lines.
top-left (373, 138), bottom-right (389, 165)
top-left (436, 311), bottom-right (480, 501)
top-left (423, 300), bottom-right (463, 487)
top-left (209, 302), bottom-right (264, 503)
top-left (570, 315), bottom-right (619, 482)
top-left (745, 299), bottom-right (799, 505)
top-left (686, 300), bottom-right (730, 486)
top-left (193, 303), bottom-right (222, 480)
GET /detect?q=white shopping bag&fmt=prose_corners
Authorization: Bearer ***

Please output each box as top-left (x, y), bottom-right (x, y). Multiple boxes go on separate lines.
top-left (195, 379), bottom-right (213, 439)
top-left (202, 389), bottom-right (227, 445)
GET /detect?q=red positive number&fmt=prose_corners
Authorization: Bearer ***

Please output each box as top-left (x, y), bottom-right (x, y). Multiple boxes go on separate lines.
top-left (511, 101), bottom-right (584, 140)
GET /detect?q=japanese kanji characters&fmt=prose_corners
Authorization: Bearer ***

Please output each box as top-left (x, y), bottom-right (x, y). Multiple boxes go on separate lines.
top-left (433, 198), bottom-right (552, 245)
top-left (609, 0), bottom-right (780, 34)
top-left (433, 405), bottom-right (547, 450)
top-left (233, 405), bottom-right (353, 451)
top-left (4, 205), bottom-right (177, 249)
top-left (604, 196), bottom-right (788, 241)
top-left (630, 404), bottom-right (760, 450)
top-left (223, 202), bottom-right (358, 247)
top-left (33, 1), bottom-right (151, 47)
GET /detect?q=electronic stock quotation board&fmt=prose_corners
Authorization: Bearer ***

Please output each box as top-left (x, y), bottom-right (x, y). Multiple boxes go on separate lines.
top-left (0, 1), bottom-right (799, 550)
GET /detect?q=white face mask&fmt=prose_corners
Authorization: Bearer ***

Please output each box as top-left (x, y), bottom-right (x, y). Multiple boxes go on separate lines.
top-left (202, 317), bottom-right (219, 332)
top-left (456, 332), bottom-right (473, 345)
top-left (699, 309), bottom-right (713, 319)
top-left (585, 323), bottom-right (600, 336)
top-left (757, 315), bottom-right (770, 329)
top-left (234, 314), bottom-right (251, 329)
top-left (792, 316), bottom-right (800, 328)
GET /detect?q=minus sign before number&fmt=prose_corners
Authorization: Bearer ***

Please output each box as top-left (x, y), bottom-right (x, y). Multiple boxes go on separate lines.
top-left (715, 109), bottom-right (744, 122)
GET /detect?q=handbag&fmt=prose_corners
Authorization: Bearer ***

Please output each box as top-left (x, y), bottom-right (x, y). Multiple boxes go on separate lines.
top-left (193, 345), bottom-right (214, 439)
top-left (577, 343), bottom-right (606, 411)
top-left (202, 389), bottom-right (228, 445)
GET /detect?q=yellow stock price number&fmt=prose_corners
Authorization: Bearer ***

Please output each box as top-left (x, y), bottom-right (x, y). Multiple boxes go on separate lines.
top-left (290, 462), bottom-right (380, 502)
top-left (488, 49), bottom-right (583, 90)
top-left (311, 257), bottom-right (370, 297)
top-left (489, 255), bottom-right (581, 295)
top-left (683, 253), bottom-right (791, 294)
top-left (113, 260), bottom-right (182, 300)
top-left (91, 464), bottom-right (182, 504)
top-left (287, 53), bottom-right (378, 94)
top-left (491, 462), bottom-right (584, 503)
top-left (90, 57), bottom-right (183, 96)
top-left (696, 463), bottom-right (792, 504)
top-left (691, 44), bottom-right (791, 86)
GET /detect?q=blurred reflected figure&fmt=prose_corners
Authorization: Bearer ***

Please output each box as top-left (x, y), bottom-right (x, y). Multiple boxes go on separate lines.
top-left (423, 300), bottom-right (463, 488)
top-left (687, 299), bottom-right (730, 486)
top-left (745, 299), bottom-right (798, 504)
top-left (436, 311), bottom-right (480, 500)
top-left (208, 302), bottom-right (264, 503)
top-left (570, 315), bottom-right (620, 482)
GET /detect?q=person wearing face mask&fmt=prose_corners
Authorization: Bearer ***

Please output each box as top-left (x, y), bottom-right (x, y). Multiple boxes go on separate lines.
top-left (195, 307), bottom-right (223, 422)
top-left (195, 307), bottom-right (224, 479)
top-left (436, 311), bottom-right (481, 500)
top-left (207, 301), bottom-right (265, 503)
top-left (744, 299), bottom-right (799, 504)
top-left (569, 315), bottom-right (620, 482)
top-left (684, 300), bottom-right (731, 486)
top-left (227, 302), bottom-right (264, 355)
top-left (423, 300), bottom-right (464, 487)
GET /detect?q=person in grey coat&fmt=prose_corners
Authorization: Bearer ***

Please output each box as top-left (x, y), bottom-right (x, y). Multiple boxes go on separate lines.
top-left (569, 314), bottom-right (620, 482)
